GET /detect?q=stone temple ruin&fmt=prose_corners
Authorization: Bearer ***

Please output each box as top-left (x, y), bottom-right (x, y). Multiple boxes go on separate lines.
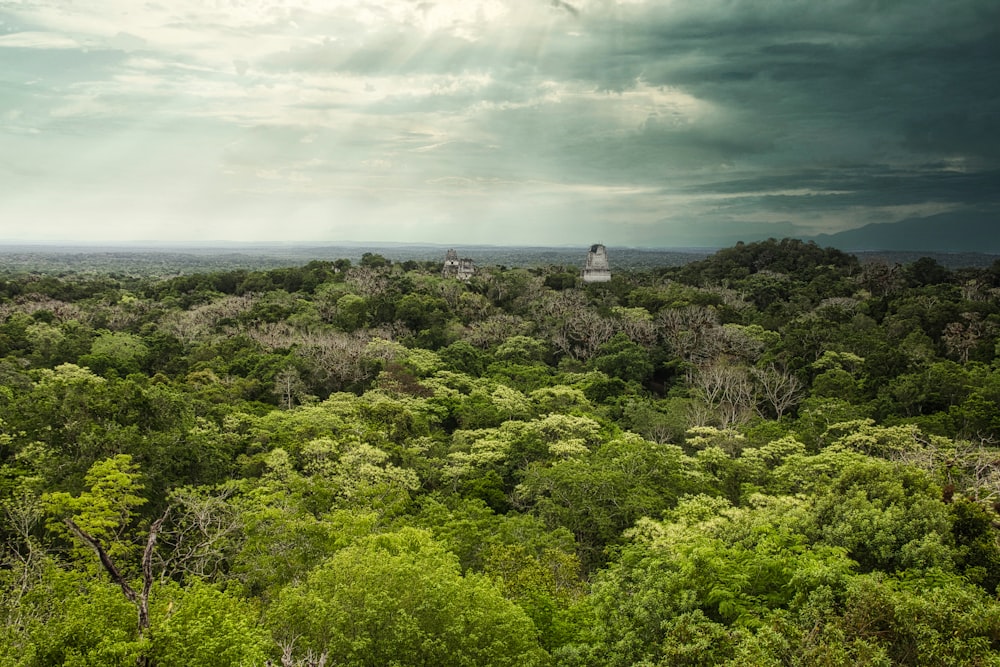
top-left (581, 243), bottom-right (612, 283)
top-left (442, 248), bottom-right (476, 280)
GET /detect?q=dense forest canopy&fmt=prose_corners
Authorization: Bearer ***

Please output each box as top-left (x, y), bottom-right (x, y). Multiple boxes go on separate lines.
top-left (2, 239), bottom-right (1000, 665)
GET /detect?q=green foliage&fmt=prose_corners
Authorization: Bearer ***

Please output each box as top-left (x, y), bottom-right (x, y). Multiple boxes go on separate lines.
top-left (42, 454), bottom-right (147, 566)
top-left (484, 543), bottom-right (585, 652)
top-left (439, 340), bottom-right (488, 375)
top-left (589, 333), bottom-right (654, 384)
top-left (149, 580), bottom-right (271, 667)
top-left (949, 498), bottom-right (1000, 592)
top-left (580, 496), bottom-right (854, 666)
top-left (619, 396), bottom-right (692, 444)
top-left (2, 566), bottom-right (142, 667)
top-left (516, 434), bottom-right (707, 567)
top-left (270, 528), bottom-right (549, 666)
top-left (496, 335), bottom-right (550, 364)
top-left (359, 251), bottom-right (391, 268)
top-left (3, 245), bottom-right (1000, 667)
top-left (80, 331), bottom-right (149, 376)
top-left (333, 292), bottom-right (367, 331)
top-left (824, 571), bottom-right (1000, 666)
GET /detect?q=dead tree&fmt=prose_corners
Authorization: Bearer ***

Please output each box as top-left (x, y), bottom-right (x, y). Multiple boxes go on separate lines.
top-left (751, 364), bottom-right (804, 419)
top-left (64, 508), bottom-right (169, 661)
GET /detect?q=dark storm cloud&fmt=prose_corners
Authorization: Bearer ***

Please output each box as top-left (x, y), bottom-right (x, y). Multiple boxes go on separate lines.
top-left (904, 109), bottom-right (1000, 160)
top-left (541, 0), bottom-right (1000, 229)
top-left (663, 6), bottom-right (993, 122)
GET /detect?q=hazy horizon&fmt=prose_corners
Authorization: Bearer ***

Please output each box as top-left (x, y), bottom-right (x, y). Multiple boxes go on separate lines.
top-left (2, 1), bottom-right (998, 247)
top-left (0, 238), bottom-right (716, 250)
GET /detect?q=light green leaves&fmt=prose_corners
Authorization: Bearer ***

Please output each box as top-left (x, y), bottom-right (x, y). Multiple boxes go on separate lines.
top-left (270, 528), bottom-right (549, 667)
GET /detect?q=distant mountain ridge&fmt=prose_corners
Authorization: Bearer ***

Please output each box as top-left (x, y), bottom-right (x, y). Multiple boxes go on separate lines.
top-left (809, 211), bottom-right (999, 253)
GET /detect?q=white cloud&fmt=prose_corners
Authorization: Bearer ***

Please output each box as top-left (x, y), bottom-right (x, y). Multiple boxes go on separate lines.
top-left (0, 31), bottom-right (82, 49)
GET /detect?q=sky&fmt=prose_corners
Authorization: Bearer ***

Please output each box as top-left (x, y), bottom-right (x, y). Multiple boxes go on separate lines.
top-left (1, 0), bottom-right (998, 247)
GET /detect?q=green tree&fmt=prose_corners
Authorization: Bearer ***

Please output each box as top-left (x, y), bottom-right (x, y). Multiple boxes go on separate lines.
top-left (359, 252), bottom-right (391, 268)
top-left (80, 331), bottom-right (149, 376)
top-left (1, 567), bottom-right (142, 667)
top-left (42, 455), bottom-right (147, 567)
top-left (270, 528), bottom-right (548, 666)
top-left (148, 580), bottom-right (271, 667)
top-left (333, 292), bottom-right (367, 331)
top-left (589, 333), bottom-right (653, 384)
top-left (579, 495), bottom-right (855, 667)
top-left (516, 434), bottom-right (706, 568)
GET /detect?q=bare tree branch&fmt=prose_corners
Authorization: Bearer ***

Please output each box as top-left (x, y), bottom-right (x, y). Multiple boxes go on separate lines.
top-left (64, 518), bottom-right (139, 607)
top-left (139, 509), bottom-right (169, 633)
top-left (65, 506), bottom-right (169, 638)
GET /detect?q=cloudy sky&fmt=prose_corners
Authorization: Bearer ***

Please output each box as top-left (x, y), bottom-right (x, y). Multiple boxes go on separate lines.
top-left (1, 0), bottom-right (998, 247)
